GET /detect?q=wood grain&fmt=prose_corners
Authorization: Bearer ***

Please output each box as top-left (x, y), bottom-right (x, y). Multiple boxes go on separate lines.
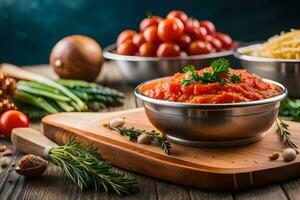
top-left (41, 108), bottom-right (300, 191)
top-left (1, 63), bottom-right (300, 199)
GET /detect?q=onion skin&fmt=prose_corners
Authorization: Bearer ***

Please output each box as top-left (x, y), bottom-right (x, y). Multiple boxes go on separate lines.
top-left (50, 35), bottom-right (103, 81)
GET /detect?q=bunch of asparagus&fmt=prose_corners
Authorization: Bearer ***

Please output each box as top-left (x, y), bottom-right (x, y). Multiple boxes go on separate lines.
top-left (14, 79), bottom-right (124, 119)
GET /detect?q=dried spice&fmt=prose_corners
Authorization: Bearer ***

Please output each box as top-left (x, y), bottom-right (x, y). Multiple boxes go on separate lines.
top-left (269, 152), bottom-right (280, 161)
top-left (0, 157), bottom-right (8, 168)
top-left (0, 74), bottom-right (17, 113)
top-left (0, 145), bottom-right (7, 152)
top-left (17, 154), bottom-right (47, 169)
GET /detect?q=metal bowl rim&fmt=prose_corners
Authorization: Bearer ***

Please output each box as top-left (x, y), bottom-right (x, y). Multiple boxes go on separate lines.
top-left (134, 77), bottom-right (287, 108)
top-left (103, 44), bottom-right (234, 61)
top-left (234, 43), bottom-right (300, 63)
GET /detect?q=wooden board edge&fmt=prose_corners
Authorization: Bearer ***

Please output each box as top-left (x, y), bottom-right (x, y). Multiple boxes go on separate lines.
top-left (42, 122), bottom-right (300, 191)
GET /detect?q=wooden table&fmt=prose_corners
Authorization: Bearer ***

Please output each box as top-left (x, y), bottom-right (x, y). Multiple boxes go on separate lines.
top-left (1, 63), bottom-right (300, 200)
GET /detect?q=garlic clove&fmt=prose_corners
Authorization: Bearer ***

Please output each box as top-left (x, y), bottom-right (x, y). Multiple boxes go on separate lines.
top-left (109, 117), bottom-right (125, 128)
top-left (282, 148), bottom-right (297, 162)
top-left (137, 133), bottom-right (152, 144)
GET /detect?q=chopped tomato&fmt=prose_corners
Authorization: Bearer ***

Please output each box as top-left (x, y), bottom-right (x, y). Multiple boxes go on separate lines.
top-left (182, 85), bottom-right (194, 95)
top-left (142, 67), bottom-right (282, 104)
top-left (167, 82), bottom-right (181, 94)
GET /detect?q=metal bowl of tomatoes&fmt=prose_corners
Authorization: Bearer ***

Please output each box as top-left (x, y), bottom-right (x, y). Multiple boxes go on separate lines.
top-left (104, 45), bottom-right (235, 83)
top-left (104, 10), bottom-right (237, 83)
top-left (134, 71), bottom-right (287, 147)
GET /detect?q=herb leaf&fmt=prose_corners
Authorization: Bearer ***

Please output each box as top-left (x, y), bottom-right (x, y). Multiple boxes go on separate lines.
top-left (231, 74), bottom-right (241, 83)
top-left (181, 58), bottom-right (241, 87)
top-left (279, 98), bottom-right (300, 121)
top-left (183, 65), bottom-right (195, 73)
top-left (211, 58), bottom-right (230, 75)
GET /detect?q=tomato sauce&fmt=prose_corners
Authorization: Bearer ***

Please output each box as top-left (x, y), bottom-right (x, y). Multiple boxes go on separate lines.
top-left (140, 67), bottom-right (282, 103)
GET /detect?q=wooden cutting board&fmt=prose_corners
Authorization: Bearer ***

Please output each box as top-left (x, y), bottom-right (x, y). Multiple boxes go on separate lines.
top-left (42, 108), bottom-right (300, 191)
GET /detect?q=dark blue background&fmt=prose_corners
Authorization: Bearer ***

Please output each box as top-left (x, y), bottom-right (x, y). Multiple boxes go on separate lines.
top-left (0, 0), bottom-right (299, 65)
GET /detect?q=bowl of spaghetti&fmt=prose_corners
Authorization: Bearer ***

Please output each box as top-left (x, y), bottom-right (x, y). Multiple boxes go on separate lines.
top-left (234, 29), bottom-right (300, 97)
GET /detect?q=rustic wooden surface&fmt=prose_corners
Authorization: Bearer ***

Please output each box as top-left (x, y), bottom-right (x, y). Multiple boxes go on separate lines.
top-left (0, 62), bottom-right (300, 200)
top-left (42, 107), bottom-right (300, 191)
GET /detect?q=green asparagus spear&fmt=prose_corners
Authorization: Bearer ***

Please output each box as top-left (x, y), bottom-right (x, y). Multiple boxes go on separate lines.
top-left (55, 101), bottom-right (76, 112)
top-left (86, 101), bottom-right (106, 111)
top-left (69, 89), bottom-right (94, 101)
top-left (18, 80), bottom-right (61, 94)
top-left (17, 85), bottom-right (71, 102)
top-left (14, 91), bottom-right (59, 114)
top-left (58, 79), bottom-right (124, 98)
top-left (14, 101), bottom-right (49, 120)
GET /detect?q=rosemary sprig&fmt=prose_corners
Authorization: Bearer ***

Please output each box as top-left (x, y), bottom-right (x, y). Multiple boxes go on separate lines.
top-left (110, 126), bottom-right (171, 155)
top-left (276, 118), bottom-right (298, 149)
top-left (181, 58), bottom-right (241, 87)
top-left (49, 140), bottom-right (138, 195)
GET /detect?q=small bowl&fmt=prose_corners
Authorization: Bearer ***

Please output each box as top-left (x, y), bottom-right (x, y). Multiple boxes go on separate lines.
top-left (234, 43), bottom-right (300, 97)
top-left (134, 77), bottom-right (287, 147)
top-left (104, 44), bottom-right (235, 83)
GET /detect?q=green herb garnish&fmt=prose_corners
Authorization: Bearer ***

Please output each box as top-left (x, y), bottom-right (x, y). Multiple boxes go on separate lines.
top-left (108, 126), bottom-right (171, 155)
top-left (279, 98), bottom-right (300, 121)
top-left (49, 140), bottom-right (138, 195)
top-left (231, 73), bottom-right (241, 83)
top-left (276, 118), bottom-right (298, 149)
top-left (181, 58), bottom-right (241, 87)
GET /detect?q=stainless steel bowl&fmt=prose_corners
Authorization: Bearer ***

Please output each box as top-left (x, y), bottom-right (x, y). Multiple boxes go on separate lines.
top-left (104, 44), bottom-right (234, 83)
top-left (234, 43), bottom-right (300, 97)
top-left (134, 77), bottom-right (287, 147)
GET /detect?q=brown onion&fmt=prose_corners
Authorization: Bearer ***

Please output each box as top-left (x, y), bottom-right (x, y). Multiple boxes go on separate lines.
top-left (50, 35), bottom-right (103, 81)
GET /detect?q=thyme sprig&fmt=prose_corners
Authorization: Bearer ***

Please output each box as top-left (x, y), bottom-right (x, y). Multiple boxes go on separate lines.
top-left (110, 126), bottom-right (171, 155)
top-left (49, 140), bottom-right (138, 195)
top-left (276, 118), bottom-right (298, 149)
top-left (181, 58), bottom-right (241, 87)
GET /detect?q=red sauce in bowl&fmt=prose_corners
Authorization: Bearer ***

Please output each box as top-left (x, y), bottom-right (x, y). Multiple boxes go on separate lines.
top-left (140, 67), bottom-right (282, 103)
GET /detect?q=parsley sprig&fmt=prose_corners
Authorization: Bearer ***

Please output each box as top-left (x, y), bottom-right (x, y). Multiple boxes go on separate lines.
top-left (181, 58), bottom-right (241, 87)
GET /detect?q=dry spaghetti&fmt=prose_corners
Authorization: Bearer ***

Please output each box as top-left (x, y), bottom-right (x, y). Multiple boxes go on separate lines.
top-left (251, 29), bottom-right (300, 59)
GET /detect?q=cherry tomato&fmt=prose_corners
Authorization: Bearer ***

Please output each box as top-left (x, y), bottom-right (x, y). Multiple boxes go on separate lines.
top-left (214, 32), bottom-right (232, 49)
top-left (177, 34), bottom-right (192, 50)
top-left (143, 25), bottom-right (159, 42)
top-left (200, 21), bottom-right (216, 35)
top-left (139, 42), bottom-right (157, 57)
top-left (205, 35), bottom-right (222, 51)
top-left (184, 17), bottom-right (200, 34)
top-left (189, 26), bottom-right (207, 40)
top-left (157, 43), bottom-right (180, 57)
top-left (116, 30), bottom-right (137, 46)
top-left (132, 33), bottom-right (145, 47)
top-left (139, 16), bottom-right (163, 32)
top-left (188, 40), bottom-right (212, 55)
top-left (0, 110), bottom-right (29, 138)
top-left (167, 10), bottom-right (188, 23)
top-left (117, 40), bottom-right (137, 55)
top-left (158, 18), bottom-right (184, 42)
